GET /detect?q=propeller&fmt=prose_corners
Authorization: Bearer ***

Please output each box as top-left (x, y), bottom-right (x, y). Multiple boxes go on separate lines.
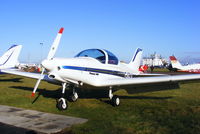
top-left (31, 67), bottom-right (45, 97)
top-left (31, 27), bottom-right (64, 97)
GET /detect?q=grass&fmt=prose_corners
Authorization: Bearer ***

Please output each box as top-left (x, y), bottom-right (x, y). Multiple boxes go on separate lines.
top-left (0, 72), bottom-right (200, 134)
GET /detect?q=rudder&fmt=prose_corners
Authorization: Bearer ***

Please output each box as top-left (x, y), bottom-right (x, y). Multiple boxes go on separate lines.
top-left (169, 56), bottom-right (183, 69)
top-left (128, 48), bottom-right (143, 73)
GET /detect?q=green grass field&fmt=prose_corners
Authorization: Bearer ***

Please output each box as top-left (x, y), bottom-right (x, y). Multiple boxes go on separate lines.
top-left (0, 72), bottom-right (200, 134)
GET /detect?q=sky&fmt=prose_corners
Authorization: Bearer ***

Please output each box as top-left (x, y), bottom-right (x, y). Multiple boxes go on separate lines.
top-left (0, 0), bottom-right (200, 63)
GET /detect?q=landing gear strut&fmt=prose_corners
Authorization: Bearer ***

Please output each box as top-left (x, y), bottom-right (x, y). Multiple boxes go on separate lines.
top-left (57, 83), bottom-right (68, 110)
top-left (69, 87), bottom-right (79, 102)
top-left (109, 87), bottom-right (120, 106)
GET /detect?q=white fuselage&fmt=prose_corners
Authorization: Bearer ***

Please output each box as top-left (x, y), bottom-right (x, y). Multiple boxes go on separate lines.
top-left (179, 63), bottom-right (200, 73)
top-left (42, 57), bottom-right (140, 86)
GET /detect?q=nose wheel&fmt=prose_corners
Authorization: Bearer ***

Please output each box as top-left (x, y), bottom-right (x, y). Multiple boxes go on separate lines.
top-left (57, 98), bottom-right (68, 110)
top-left (57, 83), bottom-right (68, 110)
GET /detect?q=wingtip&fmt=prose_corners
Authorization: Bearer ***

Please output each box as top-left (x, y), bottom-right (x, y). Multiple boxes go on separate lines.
top-left (58, 27), bottom-right (64, 34)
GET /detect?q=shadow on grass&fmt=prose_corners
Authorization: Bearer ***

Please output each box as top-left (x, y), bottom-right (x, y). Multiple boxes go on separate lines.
top-left (77, 82), bottom-right (179, 99)
top-left (0, 78), bottom-right (23, 83)
top-left (10, 82), bottom-right (179, 103)
top-left (124, 82), bottom-right (180, 94)
top-left (10, 86), bottom-right (61, 99)
top-left (119, 96), bottom-right (173, 100)
top-left (100, 95), bottom-right (173, 106)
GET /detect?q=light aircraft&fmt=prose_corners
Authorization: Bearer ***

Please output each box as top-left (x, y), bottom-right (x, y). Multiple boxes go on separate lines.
top-left (170, 56), bottom-right (200, 73)
top-left (0, 45), bottom-right (22, 70)
top-left (1, 28), bottom-right (200, 110)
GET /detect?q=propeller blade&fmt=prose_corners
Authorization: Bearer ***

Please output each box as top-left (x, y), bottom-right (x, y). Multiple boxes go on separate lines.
top-left (31, 68), bottom-right (45, 97)
top-left (31, 27), bottom-right (64, 97)
top-left (47, 27), bottom-right (64, 60)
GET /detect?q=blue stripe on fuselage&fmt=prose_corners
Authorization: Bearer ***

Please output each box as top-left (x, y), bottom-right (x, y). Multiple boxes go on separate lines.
top-left (62, 66), bottom-right (86, 71)
top-left (62, 66), bottom-right (125, 77)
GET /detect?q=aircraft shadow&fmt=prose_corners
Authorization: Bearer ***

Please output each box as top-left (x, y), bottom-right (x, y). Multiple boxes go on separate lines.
top-left (124, 82), bottom-right (180, 94)
top-left (10, 82), bottom-right (179, 103)
top-left (119, 96), bottom-right (173, 100)
top-left (0, 78), bottom-right (23, 83)
top-left (10, 86), bottom-right (61, 99)
top-left (100, 96), bottom-right (173, 105)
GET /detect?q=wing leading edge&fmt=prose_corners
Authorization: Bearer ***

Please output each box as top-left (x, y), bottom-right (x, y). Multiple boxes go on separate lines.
top-left (2, 69), bottom-right (200, 88)
top-left (85, 74), bottom-right (200, 87)
top-left (1, 69), bottom-right (55, 83)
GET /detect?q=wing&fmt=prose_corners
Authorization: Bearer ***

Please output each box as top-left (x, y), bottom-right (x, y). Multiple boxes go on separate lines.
top-left (137, 73), bottom-right (167, 76)
top-left (2, 69), bottom-right (200, 88)
top-left (1, 69), bottom-right (55, 83)
top-left (87, 74), bottom-right (200, 87)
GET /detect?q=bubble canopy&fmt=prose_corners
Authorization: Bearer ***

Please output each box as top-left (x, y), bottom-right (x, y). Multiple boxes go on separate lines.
top-left (75, 49), bottom-right (119, 65)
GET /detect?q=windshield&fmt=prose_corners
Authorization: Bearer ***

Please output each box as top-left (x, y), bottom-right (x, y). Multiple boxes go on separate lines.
top-left (104, 50), bottom-right (119, 65)
top-left (75, 49), bottom-right (106, 64)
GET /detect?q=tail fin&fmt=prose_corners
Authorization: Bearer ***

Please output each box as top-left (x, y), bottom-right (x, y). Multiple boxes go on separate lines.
top-left (169, 56), bottom-right (183, 69)
top-left (0, 45), bottom-right (22, 69)
top-left (128, 48), bottom-right (143, 72)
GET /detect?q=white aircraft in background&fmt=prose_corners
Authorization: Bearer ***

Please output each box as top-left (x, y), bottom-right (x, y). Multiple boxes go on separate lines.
top-left (2, 28), bottom-right (200, 110)
top-left (170, 56), bottom-right (200, 73)
top-left (0, 45), bottom-right (22, 70)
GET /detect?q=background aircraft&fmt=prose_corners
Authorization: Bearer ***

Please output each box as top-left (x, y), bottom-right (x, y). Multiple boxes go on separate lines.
top-left (2, 28), bottom-right (200, 110)
top-left (170, 56), bottom-right (200, 73)
top-left (0, 45), bottom-right (22, 70)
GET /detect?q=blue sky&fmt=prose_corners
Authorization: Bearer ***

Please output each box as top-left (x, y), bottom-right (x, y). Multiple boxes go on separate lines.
top-left (0, 0), bottom-right (200, 63)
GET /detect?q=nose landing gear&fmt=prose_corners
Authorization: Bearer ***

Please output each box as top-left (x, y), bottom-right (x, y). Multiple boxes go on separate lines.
top-left (57, 98), bottom-right (68, 110)
top-left (57, 83), bottom-right (68, 110)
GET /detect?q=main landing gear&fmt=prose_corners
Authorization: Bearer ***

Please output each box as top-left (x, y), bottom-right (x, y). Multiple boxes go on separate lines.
top-left (56, 84), bottom-right (120, 110)
top-left (69, 87), bottom-right (79, 102)
top-left (109, 87), bottom-right (120, 106)
top-left (57, 83), bottom-right (79, 110)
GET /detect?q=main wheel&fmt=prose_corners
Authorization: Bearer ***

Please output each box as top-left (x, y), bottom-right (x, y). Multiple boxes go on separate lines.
top-left (57, 98), bottom-right (68, 110)
top-left (69, 92), bottom-right (78, 102)
top-left (111, 95), bottom-right (120, 106)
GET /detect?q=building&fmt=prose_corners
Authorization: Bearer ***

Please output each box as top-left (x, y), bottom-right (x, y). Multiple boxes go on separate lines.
top-left (142, 53), bottom-right (168, 67)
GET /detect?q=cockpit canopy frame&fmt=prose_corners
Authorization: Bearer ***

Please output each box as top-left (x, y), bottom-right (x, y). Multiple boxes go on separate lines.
top-left (75, 49), bottom-right (119, 65)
